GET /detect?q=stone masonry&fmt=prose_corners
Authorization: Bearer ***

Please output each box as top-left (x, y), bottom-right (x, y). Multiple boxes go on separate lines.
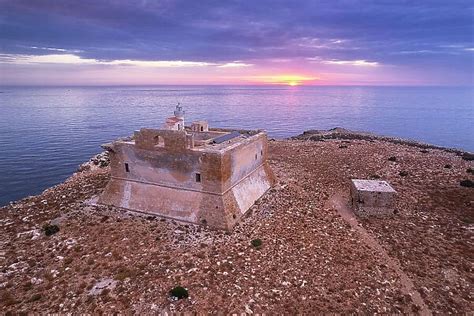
top-left (98, 105), bottom-right (276, 230)
top-left (350, 179), bottom-right (397, 217)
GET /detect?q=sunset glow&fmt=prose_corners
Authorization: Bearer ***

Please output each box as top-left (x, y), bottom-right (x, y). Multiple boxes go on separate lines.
top-left (248, 75), bottom-right (319, 86)
top-left (0, 1), bottom-right (472, 86)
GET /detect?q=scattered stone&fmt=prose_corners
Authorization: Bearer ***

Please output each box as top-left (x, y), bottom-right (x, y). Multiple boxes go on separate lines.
top-left (1, 134), bottom-right (472, 314)
top-left (399, 171), bottom-right (409, 177)
top-left (444, 164), bottom-right (452, 169)
top-left (88, 278), bottom-right (117, 296)
top-left (388, 156), bottom-right (397, 162)
top-left (78, 151), bottom-right (110, 171)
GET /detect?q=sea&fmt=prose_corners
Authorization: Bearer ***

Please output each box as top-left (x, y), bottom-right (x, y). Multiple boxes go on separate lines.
top-left (0, 85), bottom-right (473, 206)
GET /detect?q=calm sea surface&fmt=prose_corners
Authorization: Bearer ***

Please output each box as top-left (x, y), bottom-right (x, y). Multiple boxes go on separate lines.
top-left (0, 85), bottom-right (473, 206)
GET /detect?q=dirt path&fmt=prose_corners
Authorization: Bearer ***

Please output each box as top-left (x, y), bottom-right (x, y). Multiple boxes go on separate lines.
top-left (326, 192), bottom-right (432, 315)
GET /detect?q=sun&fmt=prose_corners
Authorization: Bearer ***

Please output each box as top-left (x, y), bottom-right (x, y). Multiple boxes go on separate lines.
top-left (249, 74), bottom-right (317, 86)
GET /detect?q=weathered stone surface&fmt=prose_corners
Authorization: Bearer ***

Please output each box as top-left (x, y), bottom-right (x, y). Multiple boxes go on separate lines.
top-left (350, 179), bottom-right (397, 217)
top-left (98, 113), bottom-right (275, 230)
top-left (1, 129), bottom-right (472, 314)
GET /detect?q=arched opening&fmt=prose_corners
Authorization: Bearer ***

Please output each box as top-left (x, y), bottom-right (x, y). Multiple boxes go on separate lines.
top-left (154, 135), bottom-right (165, 148)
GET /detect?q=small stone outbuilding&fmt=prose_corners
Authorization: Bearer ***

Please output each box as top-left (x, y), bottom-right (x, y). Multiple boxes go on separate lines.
top-left (350, 179), bottom-right (397, 217)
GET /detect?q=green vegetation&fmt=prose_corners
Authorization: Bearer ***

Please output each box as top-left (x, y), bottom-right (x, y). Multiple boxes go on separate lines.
top-left (28, 293), bottom-right (42, 302)
top-left (115, 267), bottom-right (137, 281)
top-left (461, 153), bottom-right (474, 161)
top-left (42, 224), bottom-right (59, 236)
top-left (1, 291), bottom-right (17, 306)
top-left (460, 180), bottom-right (474, 188)
top-left (251, 238), bottom-right (263, 248)
top-left (169, 286), bottom-right (189, 299)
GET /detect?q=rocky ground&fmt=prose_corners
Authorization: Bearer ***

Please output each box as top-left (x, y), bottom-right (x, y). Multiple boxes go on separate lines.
top-left (1, 132), bottom-right (473, 314)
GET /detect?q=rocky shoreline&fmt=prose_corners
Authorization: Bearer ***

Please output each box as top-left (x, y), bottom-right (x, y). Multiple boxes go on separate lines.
top-left (293, 127), bottom-right (474, 158)
top-left (1, 129), bottom-right (473, 313)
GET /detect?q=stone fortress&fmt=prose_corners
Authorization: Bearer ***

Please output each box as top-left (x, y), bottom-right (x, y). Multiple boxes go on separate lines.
top-left (98, 105), bottom-right (275, 230)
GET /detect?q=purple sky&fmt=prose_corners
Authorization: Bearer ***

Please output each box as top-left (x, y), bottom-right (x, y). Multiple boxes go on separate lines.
top-left (0, 0), bottom-right (473, 86)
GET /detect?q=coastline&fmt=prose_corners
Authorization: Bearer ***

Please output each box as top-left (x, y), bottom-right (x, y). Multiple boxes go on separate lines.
top-left (1, 129), bottom-right (473, 313)
top-left (292, 127), bottom-right (473, 157)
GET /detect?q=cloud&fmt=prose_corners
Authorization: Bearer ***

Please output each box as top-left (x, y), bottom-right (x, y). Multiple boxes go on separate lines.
top-left (217, 62), bottom-right (253, 68)
top-left (0, 53), bottom-right (247, 68)
top-left (107, 59), bottom-right (214, 67)
top-left (296, 37), bottom-right (349, 49)
top-left (398, 50), bottom-right (438, 55)
top-left (307, 57), bottom-right (379, 67)
top-left (322, 59), bottom-right (379, 67)
top-left (1, 53), bottom-right (97, 64)
top-left (0, 1), bottom-right (472, 85)
top-left (29, 46), bottom-right (83, 53)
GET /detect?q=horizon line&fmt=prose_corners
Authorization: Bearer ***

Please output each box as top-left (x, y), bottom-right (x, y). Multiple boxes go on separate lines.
top-left (1, 83), bottom-right (473, 88)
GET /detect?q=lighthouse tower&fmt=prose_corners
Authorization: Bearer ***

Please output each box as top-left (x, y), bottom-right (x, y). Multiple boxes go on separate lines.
top-left (174, 103), bottom-right (185, 121)
top-left (163, 103), bottom-right (185, 131)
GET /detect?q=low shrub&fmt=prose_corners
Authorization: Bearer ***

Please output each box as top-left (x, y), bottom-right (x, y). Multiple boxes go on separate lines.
top-left (29, 293), bottom-right (42, 302)
top-left (115, 267), bottom-right (136, 281)
top-left (460, 180), bottom-right (474, 188)
top-left (251, 239), bottom-right (262, 248)
top-left (23, 281), bottom-right (33, 291)
top-left (43, 224), bottom-right (60, 236)
top-left (1, 291), bottom-right (17, 306)
top-left (461, 153), bottom-right (474, 161)
top-left (169, 286), bottom-right (188, 299)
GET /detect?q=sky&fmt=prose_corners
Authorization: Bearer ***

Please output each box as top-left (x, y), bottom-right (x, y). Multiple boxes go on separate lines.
top-left (0, 0), bottom-right (473, 86)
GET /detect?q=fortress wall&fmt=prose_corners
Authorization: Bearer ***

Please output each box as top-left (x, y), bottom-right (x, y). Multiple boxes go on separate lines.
top-left (99, 129), bottom-right (275, 230)
top-left (229, 165), bottom-right (273, 215)
top-left (108, 142), bottom-right (223, 193)
top-left (221, 132), bottom-right (271, 192)
top-left (98, 165), bottom-right (272, 230)
top-left (99, 178), bottom-right (231, 229)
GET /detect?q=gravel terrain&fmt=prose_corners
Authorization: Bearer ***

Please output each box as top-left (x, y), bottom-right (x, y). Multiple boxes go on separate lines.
top-left (1, 134), bottom-right (473, 314)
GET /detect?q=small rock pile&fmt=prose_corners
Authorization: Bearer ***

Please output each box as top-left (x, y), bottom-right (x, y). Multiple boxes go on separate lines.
top-left (78, 151), bottom-right (110, 172)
